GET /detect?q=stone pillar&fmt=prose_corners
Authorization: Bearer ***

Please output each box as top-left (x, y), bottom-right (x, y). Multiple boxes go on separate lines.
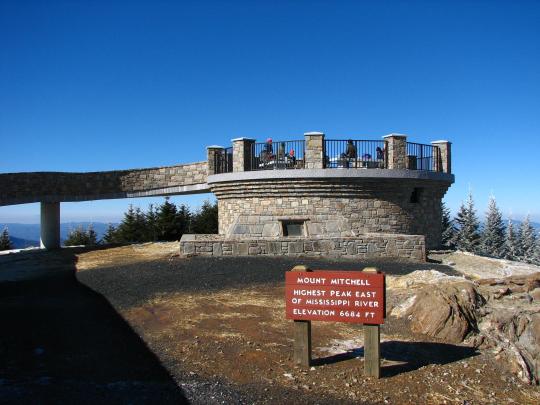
top-left (382, 133), bottom-right (407, 169)
top-left (431, 140), bottom-right (451, 174)
top-left (304, 132), bottom-right (325, 169)
top-left (40, 202), bottom-right (60, 249)
top-left (207, 145), bottom-right (225, 175)
top-left (232, 137), bottom-right (255, 172)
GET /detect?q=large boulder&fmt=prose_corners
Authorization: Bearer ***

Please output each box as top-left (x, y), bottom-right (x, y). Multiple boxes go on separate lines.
top-left (405, 281), bottom-right (485, 343)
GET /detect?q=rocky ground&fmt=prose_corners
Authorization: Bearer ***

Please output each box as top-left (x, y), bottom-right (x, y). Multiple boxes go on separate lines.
top-left (1, 244), bottom-right (539, 404)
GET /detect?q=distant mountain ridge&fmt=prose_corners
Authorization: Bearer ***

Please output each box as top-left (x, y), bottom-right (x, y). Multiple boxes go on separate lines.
top-left (1, 222), bottom-right (118, 247)
top-left (1, 220), bottom-right (538, 249)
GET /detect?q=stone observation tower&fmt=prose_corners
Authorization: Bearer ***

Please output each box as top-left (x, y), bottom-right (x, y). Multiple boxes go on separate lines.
top-left (187, 132), bottom-right (453, 261)
top-left (0, 132), bottom-right (452, 261)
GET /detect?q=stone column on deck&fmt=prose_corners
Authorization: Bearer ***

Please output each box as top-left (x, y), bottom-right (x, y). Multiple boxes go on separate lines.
top-left (382, 133), bottom-right (407, 169)
top-left (304, 132), bottom-right (325, 169)
top-left (232, 137), bottom-right (255, 172)
top-left (431, 140), bottom-right (452, 174)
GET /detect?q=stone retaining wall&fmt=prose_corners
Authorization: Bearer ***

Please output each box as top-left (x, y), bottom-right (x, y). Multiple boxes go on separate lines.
top-left (179, 233), bottom-right (426, 261)
top-left (0, 162), bottom-right (208, 205)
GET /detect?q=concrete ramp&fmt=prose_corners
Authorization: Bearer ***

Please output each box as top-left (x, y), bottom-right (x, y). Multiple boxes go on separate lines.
top-left (0, 162), bottom-right (209, 206)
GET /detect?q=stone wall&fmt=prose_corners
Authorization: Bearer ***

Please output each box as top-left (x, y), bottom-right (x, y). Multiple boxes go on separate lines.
top-left (0, 162), bottom-right (208, 206)
top-left (210, 177), bottom-right (449, 249)
top-left (179, 233), bottom-right (426, 261)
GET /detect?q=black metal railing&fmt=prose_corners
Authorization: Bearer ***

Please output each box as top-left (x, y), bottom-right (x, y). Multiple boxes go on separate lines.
top-left (214, 147), bottom-right (233, 174)
top-left (406, 142), bottom-right (440, 171)
top-left (324, 139), bottom-right (387, 169)
top-left (250, 139), bottom-right (305, 171)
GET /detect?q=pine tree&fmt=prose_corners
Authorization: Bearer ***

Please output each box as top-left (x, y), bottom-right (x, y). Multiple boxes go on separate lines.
top-left (453, 191), bottom-right (481, 253)
top-left (177, 204), bottom-right (192, 235)
top-left (156, 197), bottom-right (181, 241)
top-left (134, 207), bottom-right (147, 242)
top-left (441, 201), bottom-right (456, 248)
top-left (504, 219), bottom-right (519, 260)
top-left (533, 237), bottom-right (540, 265)
top-left (145, 204), bottom-right (158, 242)
top-left (117, 205), bottom-right (139, 242)
top-left (0, 227), bottom-right (13, 251)
top-left (481, 196), bottom-right (506, 258)
top-left (64, 226), bottom-right (89, 246)
top-left (102, 223), bottom-right (119, 244)
top-left (86, 224), bottom-right (98, 245)
top-left (518, 215), bottom-right (537, 263)
top-left (192, 200), bottom-right (218, 234)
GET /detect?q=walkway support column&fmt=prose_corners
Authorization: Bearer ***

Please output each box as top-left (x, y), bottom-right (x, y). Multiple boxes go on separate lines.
top-left (383, 133), bottom-right (407, 169)
top-left (431, 140), bottom-right (452, 174)
top-left (232, 137), bottom-right (255, 172)
top-left (40, 202), bottom-right (60, 249)
top-left (304, 131), bottom-right (325, 169)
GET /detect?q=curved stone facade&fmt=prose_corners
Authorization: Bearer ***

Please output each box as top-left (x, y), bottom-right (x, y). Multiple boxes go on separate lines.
top-left (208, 170), bottom-right (452, 249)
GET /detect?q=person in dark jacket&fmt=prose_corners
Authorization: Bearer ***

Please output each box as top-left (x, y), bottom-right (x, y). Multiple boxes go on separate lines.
top-left (344, 139), bottom-right (357, 168)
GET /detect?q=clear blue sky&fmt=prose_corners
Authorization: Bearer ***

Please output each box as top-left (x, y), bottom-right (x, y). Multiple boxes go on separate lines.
top-left (1, 0), bottom-right (539, 223)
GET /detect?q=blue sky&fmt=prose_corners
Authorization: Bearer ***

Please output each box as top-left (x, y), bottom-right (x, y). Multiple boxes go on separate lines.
top-left (1, 0), bottom-right (539, 223)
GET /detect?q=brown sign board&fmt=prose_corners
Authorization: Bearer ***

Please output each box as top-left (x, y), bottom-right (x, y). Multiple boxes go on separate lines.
top-left (285, 270), bottom-right (386, 324)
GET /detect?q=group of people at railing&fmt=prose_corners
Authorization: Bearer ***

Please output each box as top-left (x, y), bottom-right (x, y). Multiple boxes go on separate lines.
top-left (329, 139), bottom-right (386, 169)
top-left (213, 138), bottom-right (437, 173)
top-left (258, 138), bottom-right (299, 169)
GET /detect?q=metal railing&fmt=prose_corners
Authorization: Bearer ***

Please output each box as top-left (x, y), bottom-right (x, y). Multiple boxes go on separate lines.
top-left (406, 142), bottom-right (440, 172)
top-left (324, 139), bottom-right (387, 169)
top-left (250, 140), bottom-right (305, 171)
top-left (214, 147), bottom-right (233, 174)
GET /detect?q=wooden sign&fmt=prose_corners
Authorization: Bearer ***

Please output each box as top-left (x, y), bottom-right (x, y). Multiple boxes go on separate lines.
top-left (285, 270), bottom-right (385, 324)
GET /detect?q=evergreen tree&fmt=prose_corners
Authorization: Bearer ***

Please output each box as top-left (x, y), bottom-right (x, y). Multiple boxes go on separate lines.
top-left (0, 227), bottom-right (13, 251)
top-left (177, 204), bottom-right (192, 235)
top-left (192, 200), bottom-right (218, 234)
top-left (481, 196), bottom-right (506, 258)
top-left (156, 197), bottom-right (181, 241)
top-left (102, 223), bottom-right (119, 244)
top-left (453, 191), bottom-right (481, 253)
top-left (86, 224), bottom-right (98, 245)
top-left (117, 205), bottom-right (139, 242)
top-left (518, 215), bottom-right (537, 263)
top-left (441, 201), bottom-right (456, 248)
top-left (504, 219), bottom-right (519, 260)
top-left (145, 204), bottom-right (158, 242)
top-left (134, 207), bottom-right (147, 242)
top-left (533, 237), bottom-right (540, 265)
top-left (64, 226), bottom-right (89, 246)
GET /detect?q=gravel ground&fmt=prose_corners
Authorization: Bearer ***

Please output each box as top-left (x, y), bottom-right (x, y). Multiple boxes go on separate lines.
top-left (77, 252), bottom-right (459, 310)
top-left (1, 245), bottom-right (538, 404)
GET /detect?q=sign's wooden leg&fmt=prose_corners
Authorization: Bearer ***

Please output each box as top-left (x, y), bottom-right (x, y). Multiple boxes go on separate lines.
top-left (364, 323), bottom-right (380, 378)
top-left (294, 320), bottom-right (311, 368)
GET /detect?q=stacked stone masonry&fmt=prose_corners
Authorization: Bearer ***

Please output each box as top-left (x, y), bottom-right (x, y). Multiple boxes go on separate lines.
top-left (180, 234), bottom-right (426, 261)
top-left (211, 178), bottom-right (449, 250)
top-left (0, 162), bottom-right (208, 206)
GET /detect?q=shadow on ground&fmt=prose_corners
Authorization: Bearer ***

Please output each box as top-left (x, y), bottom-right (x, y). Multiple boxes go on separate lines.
top-left (0, 250), bottom-right (187, 404)
top-left (78, 253), bottom-right (457, 309)
top-left (312, 341), bottom-right (478, 377)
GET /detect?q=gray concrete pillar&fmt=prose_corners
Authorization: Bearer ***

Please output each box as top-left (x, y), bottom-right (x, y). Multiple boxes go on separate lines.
top-left (431, 140), bottom-right (452, 173)
top-left (304, 132), bottom-right (325, 169)
top-left (40, 202), bottom-right (60, 249)
top-left (382, 133), bottom-right (407, 169)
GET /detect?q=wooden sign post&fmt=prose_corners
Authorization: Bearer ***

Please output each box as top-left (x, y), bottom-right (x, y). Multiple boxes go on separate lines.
top-left (286, 266), bottom-right (386, 378)
top-left (363, 267), bottom-right (381, 378)
top-left (292, 265), bottom-right (312, 367)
